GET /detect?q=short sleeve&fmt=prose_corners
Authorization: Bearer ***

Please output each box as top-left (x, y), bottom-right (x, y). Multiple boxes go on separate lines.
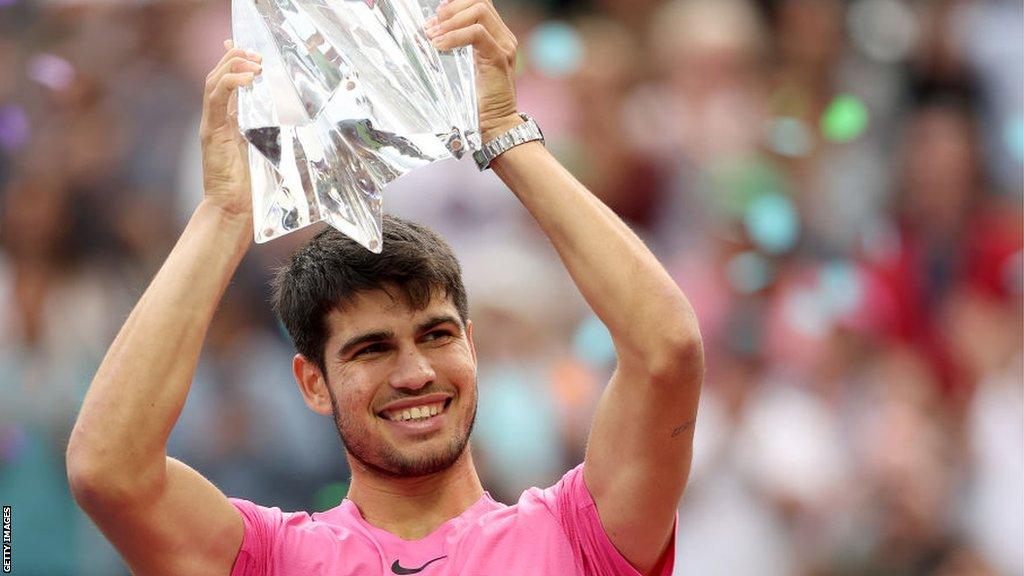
top-left (229, 498), bottom-right (285, 576)
top-left (549, 464), bottom-right (677, 576)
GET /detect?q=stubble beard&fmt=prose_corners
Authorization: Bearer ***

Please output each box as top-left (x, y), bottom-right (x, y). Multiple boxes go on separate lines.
top-left (327, 386), bottom-right (477, 478)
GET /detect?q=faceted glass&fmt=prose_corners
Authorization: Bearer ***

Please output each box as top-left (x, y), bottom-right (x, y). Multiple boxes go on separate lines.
top-left (232, 0), bottom-right (479, 252)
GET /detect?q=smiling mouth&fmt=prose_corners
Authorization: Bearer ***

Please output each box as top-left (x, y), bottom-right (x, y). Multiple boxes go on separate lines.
top-left (377, 398), bottom-right (453, 423)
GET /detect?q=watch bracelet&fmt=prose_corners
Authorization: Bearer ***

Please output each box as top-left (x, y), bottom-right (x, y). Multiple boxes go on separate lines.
top-left (473, 114), bottom-right (543, 170)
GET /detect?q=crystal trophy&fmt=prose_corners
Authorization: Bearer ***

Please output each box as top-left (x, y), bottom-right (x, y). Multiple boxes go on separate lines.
top-left (232, 0), bottom-right (480, 252)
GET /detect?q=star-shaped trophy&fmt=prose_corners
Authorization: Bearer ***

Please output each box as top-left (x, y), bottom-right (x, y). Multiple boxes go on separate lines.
top-left (232, 0), bottom-right (480, 253)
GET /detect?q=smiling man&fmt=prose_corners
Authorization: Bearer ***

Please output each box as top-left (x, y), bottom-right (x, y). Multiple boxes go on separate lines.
top-left (65, 1), bottom-right (703, 575)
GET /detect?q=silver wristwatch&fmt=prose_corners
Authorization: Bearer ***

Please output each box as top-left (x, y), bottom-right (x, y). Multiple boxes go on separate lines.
top-left (473, 113), bottom-right (545, 171)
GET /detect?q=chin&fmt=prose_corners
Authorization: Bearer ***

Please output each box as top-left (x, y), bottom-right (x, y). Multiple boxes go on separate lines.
top-left (375, 441), bottom-right (467, 477)
top-left (338, 394), bottom-right (477, 478)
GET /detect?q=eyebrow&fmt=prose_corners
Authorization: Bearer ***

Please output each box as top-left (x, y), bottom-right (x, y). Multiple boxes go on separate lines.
top-left (336, 314), bottom-right (462, 359)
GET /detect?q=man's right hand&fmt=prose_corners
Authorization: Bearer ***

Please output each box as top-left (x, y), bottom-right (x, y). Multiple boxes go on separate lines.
top-left (67, 43), bottom-right (267, 576)
top-left (200, 41), bottom-right (262, 219)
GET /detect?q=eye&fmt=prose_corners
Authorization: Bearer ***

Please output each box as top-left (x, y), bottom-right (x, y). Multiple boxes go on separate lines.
top-left (354, 342), bottom-right (388, 357)
top-left (422, 329), bottom-right (452, 342)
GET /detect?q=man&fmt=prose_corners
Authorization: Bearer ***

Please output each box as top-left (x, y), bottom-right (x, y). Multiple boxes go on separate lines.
top-left (66, 1), bottom-right (703, 574)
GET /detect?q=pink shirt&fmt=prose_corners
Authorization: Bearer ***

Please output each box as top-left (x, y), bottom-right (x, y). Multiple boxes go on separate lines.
top-left (229, 464), bottom-right (676, 576)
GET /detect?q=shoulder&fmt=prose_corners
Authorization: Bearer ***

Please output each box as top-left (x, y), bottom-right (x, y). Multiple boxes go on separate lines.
top-left (517, 463), bottom-right (592, 518)
top-left (230, 499), bottom-right (313, 536)
top-left (228, 499), bottom-right (376, 576)
top-left (453, 466), bottom-right (659, 576)
top-left (513, 464), bottom-right (669, 576)
top-left (230, 498), bottom-right (375, 541)
top-left (464, 464), bottom-right (591, 534)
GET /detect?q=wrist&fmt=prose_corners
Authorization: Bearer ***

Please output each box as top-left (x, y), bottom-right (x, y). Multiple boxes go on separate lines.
top-left (488, 139), bottom-right (546, 171)
top-left (195, 199), bottom-right (254, 248)
top-left (474, 113), bottom-right (545, 171)
top-left (480, 113), bottom-right (525, 142)
top-left (198, 198), bottom-right (251, 224)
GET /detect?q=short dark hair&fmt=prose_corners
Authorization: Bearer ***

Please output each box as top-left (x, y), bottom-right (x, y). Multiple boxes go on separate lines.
top-left (272, 215), bottom-right (469, 372)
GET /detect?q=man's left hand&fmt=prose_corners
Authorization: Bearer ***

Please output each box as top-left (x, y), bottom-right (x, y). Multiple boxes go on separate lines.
top-left (426, 0), bottom-right (522, 141)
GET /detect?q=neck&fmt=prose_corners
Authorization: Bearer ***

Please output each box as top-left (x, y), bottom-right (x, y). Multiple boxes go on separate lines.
top-left (344, 446), bottom-right (485, 540)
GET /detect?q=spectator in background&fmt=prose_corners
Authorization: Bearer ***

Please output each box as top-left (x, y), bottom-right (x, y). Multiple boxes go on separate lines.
top-left (168, 265), bottom-right (344, 512)
top-left (0, 172), bottom-right (128, 573)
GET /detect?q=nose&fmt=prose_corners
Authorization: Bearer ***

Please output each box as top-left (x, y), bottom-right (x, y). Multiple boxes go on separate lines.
top-left (387, 346), bottom-right (435, 391)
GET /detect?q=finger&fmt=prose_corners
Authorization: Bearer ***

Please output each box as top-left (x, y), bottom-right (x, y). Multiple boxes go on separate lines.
top-left (205, 55), bottom-right (262, 100)
top-left (215, 45), bottom-right (262, 71)
top-left (431, 23), bottom-right (505, 62)
top-left (210, 47), bottom-right (262, 75)
top-left (436, 0), bottom-right (498, 22)
top-left (203, 72), bottom-right (257, 132)
top-left (216, 56), bottom-right (263, 77)
top-left (205, 44), bottom-right (262, 89)
top-left (430, 0), bottom-right (514, 52)
top-left (220, 39), bottom-right (262, 63)
top-left (432, 0), bottom-right (512, 45)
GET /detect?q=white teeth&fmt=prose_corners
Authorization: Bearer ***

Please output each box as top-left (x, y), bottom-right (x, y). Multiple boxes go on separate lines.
top-left (386, 401), bottom-right (446, 422)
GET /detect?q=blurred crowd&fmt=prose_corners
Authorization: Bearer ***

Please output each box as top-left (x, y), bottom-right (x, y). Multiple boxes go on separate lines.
top-left (0, 0), bottom-right (1021, 574)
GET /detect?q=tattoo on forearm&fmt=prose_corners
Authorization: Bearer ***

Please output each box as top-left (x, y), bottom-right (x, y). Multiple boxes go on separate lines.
top-left (671, 419), bottom-right (696, 438)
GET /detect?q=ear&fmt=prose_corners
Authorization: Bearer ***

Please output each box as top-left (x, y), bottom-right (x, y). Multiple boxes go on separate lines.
top-left (465, 319), bottom-right (477, 367)
top-left (293, 354), bottom-right (333, 416)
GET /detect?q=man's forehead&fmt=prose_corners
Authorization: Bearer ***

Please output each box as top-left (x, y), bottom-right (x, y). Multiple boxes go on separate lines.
top-left (326, 288), bottom-right (459, 335)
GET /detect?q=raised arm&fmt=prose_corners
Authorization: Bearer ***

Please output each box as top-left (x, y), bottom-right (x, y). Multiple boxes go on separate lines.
top-left (430, 4), bottom-right (702, 575)
top-left (494, 142), bottom-right (701, 575)
top-left (65, 44), bottom-right (262, 575)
